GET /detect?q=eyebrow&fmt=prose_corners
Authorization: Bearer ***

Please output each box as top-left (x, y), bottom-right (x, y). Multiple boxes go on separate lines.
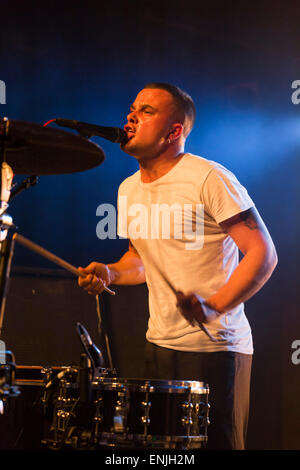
top-left (130, 103), bottom-right (157, 112)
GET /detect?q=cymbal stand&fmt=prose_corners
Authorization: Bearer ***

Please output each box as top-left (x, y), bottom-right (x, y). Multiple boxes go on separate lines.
top-left (0, 117), bottom-right (15, 339)
top-left (0, 117), bottom-right (20, 408)
top-left (0, 237), bottom-right (15, 339)
top-left (0, 119), bottom-right (38, 338)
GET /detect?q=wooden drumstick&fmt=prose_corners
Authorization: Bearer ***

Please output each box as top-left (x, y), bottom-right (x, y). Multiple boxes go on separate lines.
top-left (152, 261), bottom-right (221, 343)
top-left (13, 233), bottom-right (115, 296)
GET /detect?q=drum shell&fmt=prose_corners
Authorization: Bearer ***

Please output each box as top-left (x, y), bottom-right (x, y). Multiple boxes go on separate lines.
top-left (93, 378), bottom-right (209, 442)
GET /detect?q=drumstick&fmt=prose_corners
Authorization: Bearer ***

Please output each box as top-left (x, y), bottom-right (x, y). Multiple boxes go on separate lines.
top-left (155, 263), bottom-right (220, 343)
top-left (13, 233), bottom-right (115, 296)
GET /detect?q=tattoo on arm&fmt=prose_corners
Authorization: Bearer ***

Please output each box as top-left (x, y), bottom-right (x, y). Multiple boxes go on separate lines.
top-left (239, 210), bottom-right (259, 230)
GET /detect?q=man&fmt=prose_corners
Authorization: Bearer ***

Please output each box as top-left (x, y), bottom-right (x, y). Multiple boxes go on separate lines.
top-left (78, 83), bottom-right (277, 450)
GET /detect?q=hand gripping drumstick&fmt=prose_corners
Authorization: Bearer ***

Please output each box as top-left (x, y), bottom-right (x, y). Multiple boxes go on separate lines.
top-left (13, 233), bottom-right (115, 296)
top-left (155, 264), bottom-right (221, 343)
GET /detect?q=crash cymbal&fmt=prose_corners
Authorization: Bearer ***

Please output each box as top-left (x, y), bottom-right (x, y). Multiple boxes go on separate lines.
top-left (0, 118), bottom-right (105, 175)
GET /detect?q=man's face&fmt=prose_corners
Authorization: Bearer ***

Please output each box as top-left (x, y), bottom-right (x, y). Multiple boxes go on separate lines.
top-left (121, 88), bottom-right (177, 159)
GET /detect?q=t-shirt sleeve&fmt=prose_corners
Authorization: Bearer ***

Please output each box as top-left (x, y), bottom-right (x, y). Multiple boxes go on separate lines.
top-left (201, 166), bottom-right (255, 224)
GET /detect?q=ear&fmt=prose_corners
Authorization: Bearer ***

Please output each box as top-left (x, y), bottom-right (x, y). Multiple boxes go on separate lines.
top-left (167, 123), bottom-right (184, 142)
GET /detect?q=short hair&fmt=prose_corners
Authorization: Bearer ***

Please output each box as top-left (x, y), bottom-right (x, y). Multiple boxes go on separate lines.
top-left (144, 82), bottom-right (196, 138)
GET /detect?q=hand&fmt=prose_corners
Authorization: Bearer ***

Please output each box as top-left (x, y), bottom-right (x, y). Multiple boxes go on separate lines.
top-left (78, 262), bottom-right (111, 295)
top-left (176, 291), bottom-right (219, 325)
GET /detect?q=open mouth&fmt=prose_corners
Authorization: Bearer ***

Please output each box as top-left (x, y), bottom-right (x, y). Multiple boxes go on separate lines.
top-left (127, 132), bottom-right (135, 140)
top-left (124, 125), bottom-right (135, 141)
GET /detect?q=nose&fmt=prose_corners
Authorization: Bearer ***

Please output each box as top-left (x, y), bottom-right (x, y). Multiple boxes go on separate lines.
top-left (126, 110), bottom-right (137, 124)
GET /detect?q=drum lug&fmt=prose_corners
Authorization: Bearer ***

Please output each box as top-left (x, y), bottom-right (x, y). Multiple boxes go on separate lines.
top-left (141, 416), bottom-right (151, 425)
top-left (94, 397), bottom-right (103, 423)
top-left (196, 402), bottom-right (211, 428)
top-left (141, 400), bottom-right (151, 409)
top-left (113, 408), bottom-right (127, 432)
top-left (182, 401), bottom-right (193, 410)
top-left (113, 389), bottom-right (129, 433)
top-left (141, 398), bottom-right (151, 433)
top-left (181, 417), bottom-right (193, 427)
top-left (181, 398), bottom-right (194, 434)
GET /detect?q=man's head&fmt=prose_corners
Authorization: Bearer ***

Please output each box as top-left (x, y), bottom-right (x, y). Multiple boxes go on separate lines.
top-left (122, 83), bottom-right (195, 160)
top-left (143, 82), bottom-right (196, 138)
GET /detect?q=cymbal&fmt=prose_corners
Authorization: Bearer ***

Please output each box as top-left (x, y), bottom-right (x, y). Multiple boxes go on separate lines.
top-left (0, 118), bottom-right (105, 175)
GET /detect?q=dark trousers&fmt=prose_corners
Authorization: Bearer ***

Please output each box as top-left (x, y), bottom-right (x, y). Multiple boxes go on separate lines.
top-left (144, 342), bottom-right (252, 450)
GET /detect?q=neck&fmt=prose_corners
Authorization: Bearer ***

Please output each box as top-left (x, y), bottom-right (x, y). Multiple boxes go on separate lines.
top-left (139, 147), bottom-right (185, 183)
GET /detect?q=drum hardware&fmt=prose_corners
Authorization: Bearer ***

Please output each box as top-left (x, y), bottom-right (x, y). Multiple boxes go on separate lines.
top-left (78, 353), bottom-right (92, 404)
top-left (0, 213), bottom-right (14, 232)
top-left (0, 237), bottom-right (15, 338)
top-left (93, 395), bottom-right (104, 438)
top-left (0, 350), bottom-right (20, 416)
top-left (181, 399), bottom-right (193, 436)
top-left (113, 386), bottom-right (130, 433)
top-left (41, 318), bottom-right (117, 450)
top-left (41, 367), bottom-right (56, 417)
top-left (41, 361), bottom-right (86, 450)
top-left (41, 352), bottom-right (117, 450)
top-left (94, 367), bottom-right (117, 378)
top-left (196, 401), bottom-right (211, 428)
top-left (41, 366), bottom-right (78, 413)
top-left (54, 378), bottom-right (80, 442)
top-left (141, 399), bottom-right (151, 430)
top-left (41, 366), bottom-right (54, 385)
top-left (140, 382), bottom-right (151, 435)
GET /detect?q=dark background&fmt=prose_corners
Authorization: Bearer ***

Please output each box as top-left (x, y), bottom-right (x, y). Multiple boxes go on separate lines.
top-left (0, 0), bottom-right (300, 450)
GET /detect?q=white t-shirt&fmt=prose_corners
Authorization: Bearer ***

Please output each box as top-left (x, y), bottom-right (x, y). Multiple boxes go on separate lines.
top-left (117, 153), bottom-right (254, 354)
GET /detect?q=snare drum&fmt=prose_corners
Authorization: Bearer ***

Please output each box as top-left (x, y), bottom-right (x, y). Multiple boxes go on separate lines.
top-left (93, 378), bottom-right (210, 449)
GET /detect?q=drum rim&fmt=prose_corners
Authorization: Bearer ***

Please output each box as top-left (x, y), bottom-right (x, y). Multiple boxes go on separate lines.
top-left (92, 378), bottom-right (209, 394)
top-left (99, 431), bottom-right (208, 442)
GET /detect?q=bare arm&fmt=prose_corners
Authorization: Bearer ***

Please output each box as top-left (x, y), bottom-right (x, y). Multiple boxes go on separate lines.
top-left (107, 241), bottom-right (146, 285)
top-left (177, 207), bottom-right (278, 323)
top-left (206, 206), bottom-right (278, 313)
top-left (78, 240), bottom-right (145, 295)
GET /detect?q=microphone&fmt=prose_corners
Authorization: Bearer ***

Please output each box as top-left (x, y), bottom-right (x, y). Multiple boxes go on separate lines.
top-left (54, 118), bottom-right (128, 144)
top-left (76, 322), bottom-right (104, 369)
